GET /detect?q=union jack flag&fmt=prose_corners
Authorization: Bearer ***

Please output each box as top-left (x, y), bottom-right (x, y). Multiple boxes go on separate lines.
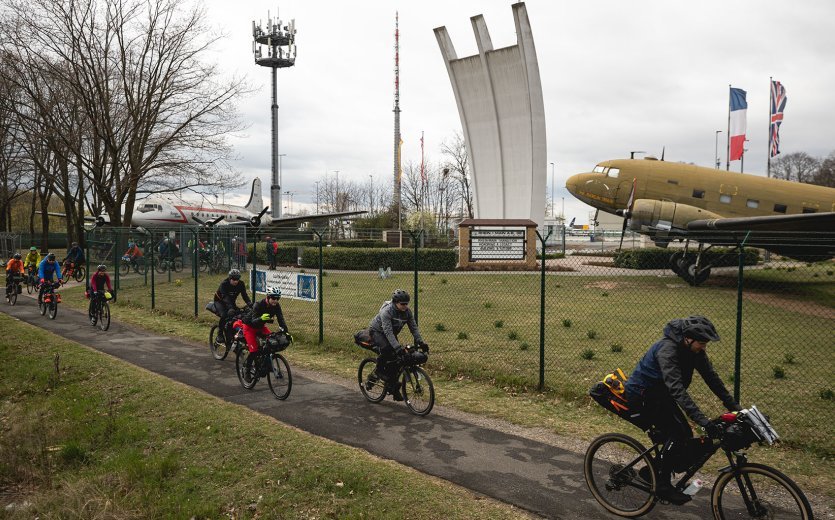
top-left (770, 80), bottom-right (787, 157)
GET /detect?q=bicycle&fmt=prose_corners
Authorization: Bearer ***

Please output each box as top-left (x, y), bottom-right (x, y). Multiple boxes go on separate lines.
top-left (38, 281), bottom-right (62, 319)
top-left (120, 255), bottom-right (147, 275)
top-left (87, 290), bottom-right (112, 331)
top-left (357, 342), bottom-right (434, 416)
top-left (5, 274), bottom-right (24, 306)
top-left (154, 255), bottom-right (183, 273)
top-left (208, 306), bottom-right (248, 360)
top-left (25, 266), bottom-right (38, 294)
top-left (583, 406), bottom-right (814, 519)
top-left (62, 261), bottom-right (86, 282)
top-left (235, 329), bottom-right (293, 400)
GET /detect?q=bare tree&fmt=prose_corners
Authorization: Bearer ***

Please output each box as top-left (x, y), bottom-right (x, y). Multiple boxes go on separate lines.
top-left (811, 151), bottom-right (835, 188)
top-left (770, 152), bottom-right (821, 184)
top-left (440, 132), bottom-right (474, 219)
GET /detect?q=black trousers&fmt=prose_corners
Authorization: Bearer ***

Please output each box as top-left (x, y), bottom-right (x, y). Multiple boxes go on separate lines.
top-left (628, 388), bottom-right (693, 477)
top-left (370, 330), bottom-right (399, 383)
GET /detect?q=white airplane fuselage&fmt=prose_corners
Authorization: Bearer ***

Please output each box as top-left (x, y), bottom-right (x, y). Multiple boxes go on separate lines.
top-left (129, 196), bottom-right (256, 227)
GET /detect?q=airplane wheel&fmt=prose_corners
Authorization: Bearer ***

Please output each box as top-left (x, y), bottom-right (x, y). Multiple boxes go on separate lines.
top-left (683, 262), bottom-right (711, 286)
top-left (669, 252), bottom-right (684, 275)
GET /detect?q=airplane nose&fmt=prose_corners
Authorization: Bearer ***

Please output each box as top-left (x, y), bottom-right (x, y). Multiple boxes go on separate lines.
top-left (565, 173), bottom-right (583, 195)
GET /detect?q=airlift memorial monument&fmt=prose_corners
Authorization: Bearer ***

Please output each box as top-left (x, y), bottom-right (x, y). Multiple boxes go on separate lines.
top-left (435, 3), bottom-right (546, 269)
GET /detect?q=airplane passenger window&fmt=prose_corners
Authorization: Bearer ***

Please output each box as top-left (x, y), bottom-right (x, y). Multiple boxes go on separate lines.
top-left (746, 199), bottom-right (759, 209)
top-left (802, 207), bottom-right (818, 214)
top-left (607, 168), bottom-right (619, 178)
top-left (692, 189), bottom-right (705, 199)
top-left (720, 194), bottom-right (732, 204)
top-left (773, 204), bottom-right (787, 213)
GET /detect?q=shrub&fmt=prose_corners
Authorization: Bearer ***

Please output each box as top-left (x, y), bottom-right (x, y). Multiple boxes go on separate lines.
top-left (299, 247), bottom-right (457, 271)
top-left (827, 270), bottom-right (833, 276)
top-left (783, 353), bottom-right (795, 365)
top-left (330, 281), bottom-right (339, 287)
top-left (435, 323), bottom-right (447, 332)
top-left (773, 366), bottom-right (785, 379)
top-left (508, 331), bottom-right (518, 340)
top-left (613, 247), bottom-right (759, 270)
top-left (820, 389), bottom-right (834, 400)
top-left (520, 342), bottom-right (529, 351)
top-left (494, 320), bottom-right (504, 328)
top-left (484, 302), bottom-right (492, 309)
top-left (587, 330), bottom-right (598, 340)
top-left (440, 278), bottom-right (448, 284)
top-left (457, 332), bottom-right (468, 340)
top-left (581, 349), bottom-right (595, 360)
top-left (562, 319), bottom-right (572, 328)
top-left (610, 344), bottom-right (623, 353)
top-left (601, 292), bottom-right (608, 297)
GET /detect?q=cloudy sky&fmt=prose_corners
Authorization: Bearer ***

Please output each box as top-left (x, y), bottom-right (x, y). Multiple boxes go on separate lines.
top-left (200, 0), bottom-right (835, 222)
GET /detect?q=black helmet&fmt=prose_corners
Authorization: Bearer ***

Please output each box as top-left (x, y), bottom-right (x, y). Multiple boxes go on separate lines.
top-left (391, 289), bottom-right (410, 304)
top-left (13, 253), bottom-right (21, 259)
top-left (228, 269), bottom-right (241, 280)
top-left (97, 264), bottom-right (107, 272)
top-left (47, 253), bottom-right (56, 260)
top-left (682, 315), bottom-right (720, 342)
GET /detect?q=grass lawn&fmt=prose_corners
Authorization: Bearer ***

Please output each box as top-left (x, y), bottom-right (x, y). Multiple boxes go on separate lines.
top-left (0, 313), bottom-right (527, 519)
top-left (55, 264), bottom-right (835, 501)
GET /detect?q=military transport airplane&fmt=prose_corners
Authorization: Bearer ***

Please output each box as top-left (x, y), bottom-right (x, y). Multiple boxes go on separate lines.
top-left (566, 157), bottom-right (835, 285)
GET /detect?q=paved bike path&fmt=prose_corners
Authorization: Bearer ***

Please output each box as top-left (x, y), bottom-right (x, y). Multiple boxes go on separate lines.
top-left (1, 300), bottom-right (712, 519)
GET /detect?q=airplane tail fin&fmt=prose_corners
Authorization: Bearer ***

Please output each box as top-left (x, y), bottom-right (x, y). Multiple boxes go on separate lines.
top-left (244, 178), bottom-right (263, 214)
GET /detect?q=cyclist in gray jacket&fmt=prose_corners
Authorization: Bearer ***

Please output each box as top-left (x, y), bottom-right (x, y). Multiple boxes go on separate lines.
top-left (368, 289), bottom-right (426, 400)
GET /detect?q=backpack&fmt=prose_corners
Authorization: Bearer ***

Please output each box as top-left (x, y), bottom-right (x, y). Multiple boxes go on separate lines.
top-left (272, 242), bottom-right (279, 254)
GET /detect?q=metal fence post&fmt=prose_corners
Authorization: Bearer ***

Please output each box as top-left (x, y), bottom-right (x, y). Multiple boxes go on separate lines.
top-left (113, 229), bottom-right (120, 293)
top-left (150, 230), bottom-right (156, 310)
top-left (313, 228), bottom-right (325, 344)
top-left (734, 232), bottom-right (750, 403)
top-left (251, 230), bottom-right (258, 304)
top-left (84, 230), bottom-right (91, 291)
top-left (537, 229), bottom-right (553, 391)
top-left (192, 228), bottom-right (198, 317)
top-left (408, 229), bottom-right (423, 324)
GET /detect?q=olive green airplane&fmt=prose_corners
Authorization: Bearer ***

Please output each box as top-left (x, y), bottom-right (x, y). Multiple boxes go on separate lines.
top-left (566, 157), bottom-right (835, 285)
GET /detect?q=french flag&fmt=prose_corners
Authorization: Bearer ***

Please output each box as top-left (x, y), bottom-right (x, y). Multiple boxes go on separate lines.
top-left (729, 88), bottom-right (747, 161)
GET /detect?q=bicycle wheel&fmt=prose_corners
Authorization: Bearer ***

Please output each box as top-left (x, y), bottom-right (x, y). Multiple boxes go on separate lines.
top-left (712, 462), bottom-right (813, 520)
top-left (48, 302), bottom-right (58, 320)
top-left (39, 296), bottom-right (47, 315)
top-left (26, 279), bottom-right (33, 294)
top-left (235, 348), bottom-right (257, 389)
top-left (209, 325), bottom-right (229, 360)
top-left (8, 288), bottom-right (17, 306)
top-left (98, 302), bottom-right (110, 331)
top-left (173, 258), bottom-right (183, 272)
top-left (402, 366), bottom-right (434, 416)
top-left (584, 433), bottom-right (657, 518)
top-left (357, 358), bottom-right (386, 403)
top-left (88, 300), bottom-right (97, 325)
top-left (198, 259), bottom-right (209, 272)
top-left (121, 261), bottom-right (130, 275)
top-left (155, 259), bottom-right (166, 273)
top-left (267, 353), bottom-right (292, 400)
top-left (74, 267), bottom-right (85, 282)
top-left (135, 260), bottom-right (147, 275)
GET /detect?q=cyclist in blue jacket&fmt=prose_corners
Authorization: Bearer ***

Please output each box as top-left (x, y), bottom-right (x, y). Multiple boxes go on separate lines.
top-left (37, 253), bottom-right (63, 304)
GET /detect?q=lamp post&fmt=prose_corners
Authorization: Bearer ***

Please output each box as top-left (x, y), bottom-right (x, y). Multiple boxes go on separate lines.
top-left (549, 162), bottom-right (555, 217)
top-left (714, 130), bottom-right (722, 169)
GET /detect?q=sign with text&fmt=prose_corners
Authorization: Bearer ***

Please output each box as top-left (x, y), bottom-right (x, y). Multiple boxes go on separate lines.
top-left (470, 229), bottom-right (526, 260)
top-left (251, 269), bottom-right (318, 302)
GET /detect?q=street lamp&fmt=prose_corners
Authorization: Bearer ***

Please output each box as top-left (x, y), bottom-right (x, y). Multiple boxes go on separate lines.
top-left (549, 162), bottom-right (555, 217)
top-left (714, 131), bottom-right (722, 169)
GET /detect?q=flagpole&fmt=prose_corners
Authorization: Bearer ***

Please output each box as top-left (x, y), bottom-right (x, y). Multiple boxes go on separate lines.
top-left (765, 76), bottom-right (774, 178)
top-left (726, 84), bottom-right (731, 171)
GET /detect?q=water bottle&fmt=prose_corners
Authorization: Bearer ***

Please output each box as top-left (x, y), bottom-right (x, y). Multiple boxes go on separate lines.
top-left (683, 479), bottom-right (704, 496)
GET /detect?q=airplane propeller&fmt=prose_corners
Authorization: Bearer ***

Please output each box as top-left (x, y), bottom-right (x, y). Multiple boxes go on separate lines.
top-left (249, 206), bottom-right (269, 227)
top-left (616, 178), bottom-right (637, 251)
top-left (193, 214), bottom-right (224, 228)
top-left (95, 215), bottom-right (107, 228)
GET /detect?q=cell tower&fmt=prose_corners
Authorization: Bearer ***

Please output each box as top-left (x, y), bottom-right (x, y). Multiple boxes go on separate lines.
top-left (253, 11), bottom-right (297, 219)
top-left (393, 12), bottom-right (402, 231)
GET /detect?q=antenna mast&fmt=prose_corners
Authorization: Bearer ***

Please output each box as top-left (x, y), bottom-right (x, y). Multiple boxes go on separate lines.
top-left (393, 12), bottom-right (402, 234)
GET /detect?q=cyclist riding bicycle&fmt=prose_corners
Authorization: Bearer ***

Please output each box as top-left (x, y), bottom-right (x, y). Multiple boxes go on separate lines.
top-left (5, 253), bottom-right (24, 298)
top-left (24, 246), bottom-right (41, 272)
top-left (214, 269), bottom-right (253, 341)
top-left (241, 287), bottom-right (290, 354)
top-left (37, 253), bottom-right (63, 302)
top-left (90, 264), bottom-right (113, 299)
top-left (624, 315), bottom-right (741, 504)
top-left (62, 242), bottom-right (85, 272)
top-left (367, 289), bottom-right (427, 401)
top-left (124, 242), bottom-right (144, 266)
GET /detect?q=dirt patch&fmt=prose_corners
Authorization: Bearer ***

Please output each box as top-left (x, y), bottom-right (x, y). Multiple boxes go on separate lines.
top-left (744, 292), bottom-right (835, 319)
top-left (583, 281), bottom-right (622, 290)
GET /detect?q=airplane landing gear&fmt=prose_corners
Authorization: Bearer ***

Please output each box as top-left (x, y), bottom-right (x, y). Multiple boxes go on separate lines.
top-left (669, 243), bottom-right (712, 286)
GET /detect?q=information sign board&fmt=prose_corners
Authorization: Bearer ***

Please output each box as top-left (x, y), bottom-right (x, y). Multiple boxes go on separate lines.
top-left (470, 229), bottom-right (526, 260)
top-left (251, 269), bottom-right (318, 302)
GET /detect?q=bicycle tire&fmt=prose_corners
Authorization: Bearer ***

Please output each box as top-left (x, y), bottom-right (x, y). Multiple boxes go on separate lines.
top-left (711, 462), bottom-right (814, 520)
top-left (98, 302), bottom-right (110, 331)
top-left (198, 259), bottom-right (209, 273)
top-left (74, 267), bottom-right (85, 282)
top-left (26, 280), bottom-right (33, 294)
top-left (267, 353), bottom-right (292, 400)
top-left (121, 262), bottom-right (130, 275)
top-left (174, 258), bottom-right (183, 272)
top-left (235, 348), bottom-right (257, 389)
top-left (48, 302), bottom-right (58, 320)
top-left (209, 325), bottom-right (230, 360)
top-left (8, 288), bottom-right (17, 306)
top-left (357, 358), bottom-right (386, 403)
top-left (88, 300), bottom-right (97, 325)
top-left (402, 366), bottom-right (435, 416)
top-left (155, 259), bottom-right (166, 274)
top-left (584, 433), bottom-right (657, 518)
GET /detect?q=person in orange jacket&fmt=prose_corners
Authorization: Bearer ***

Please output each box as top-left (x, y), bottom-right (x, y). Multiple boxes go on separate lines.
top-left (5, 253), bottom-right (24, 299)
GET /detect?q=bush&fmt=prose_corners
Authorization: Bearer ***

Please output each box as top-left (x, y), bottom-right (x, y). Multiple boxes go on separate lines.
top-left (587, 330), bottom-right (598, 340)
top-left (820, 389), bottom-right (834, 400)
top-left (520, 342), bottom-right (529, 351)
top-left (484, 302), bottom-right (492, 309)
top-left (508, 331), bottom-right (518, 340)
top-left (581, 349), bottom-right (596, 360)
top-left (457, 332), bottom-right (468, 340)
top-left (613, 247), bottom-right (759, 270)
top-left (783, 353), bottom-right (795, 365)
top-left (299, 247), bottom-right (457, 271)
top-left (773, 366), bottom-right (786, 379)
top-left (562, 319), bottom-right (572, 328)
top-left (435, 323), bottom-right (447, 332)
top-left (494, 320), bottom-right (504, 328)
top-left (610, 344), bottom-right (623, 353)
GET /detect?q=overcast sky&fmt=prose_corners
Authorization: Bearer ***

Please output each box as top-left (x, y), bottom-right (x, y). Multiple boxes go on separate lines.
top-left (200, 0), bottom-right (835, 222)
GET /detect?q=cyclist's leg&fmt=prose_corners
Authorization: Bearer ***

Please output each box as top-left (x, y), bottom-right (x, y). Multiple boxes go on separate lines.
top-left (642, 391), bottom-right (692, 502)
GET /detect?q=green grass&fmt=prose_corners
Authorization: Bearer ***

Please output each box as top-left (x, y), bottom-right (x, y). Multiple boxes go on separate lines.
top-left (0, 313), bottom-right (524, 519)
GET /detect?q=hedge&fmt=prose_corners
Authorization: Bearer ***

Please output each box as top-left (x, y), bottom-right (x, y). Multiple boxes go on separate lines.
top-left (613, 247), bottom-right (760, 269)
top-left (300, 247), bottom-right (457, 271)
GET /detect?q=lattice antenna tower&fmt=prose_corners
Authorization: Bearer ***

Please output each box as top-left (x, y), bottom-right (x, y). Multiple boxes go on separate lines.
top-left (393, 12), bottom-right (402, 230)
top-left (253, 10), bottom-right (297, 219)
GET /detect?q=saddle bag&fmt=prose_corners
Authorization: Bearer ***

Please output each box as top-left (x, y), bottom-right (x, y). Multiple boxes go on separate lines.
top-left (205, 301), bottom-right (222, 317)
top-left (353, 328), bottom-right (378, 353)
top-left (589, 368), bottom-right (647, 429)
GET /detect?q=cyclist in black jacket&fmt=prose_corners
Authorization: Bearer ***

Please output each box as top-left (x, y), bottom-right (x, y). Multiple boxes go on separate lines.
top-left (214, 269), bottom-right (252, 341)
top-left (624, 316), bottom-right (741, 504)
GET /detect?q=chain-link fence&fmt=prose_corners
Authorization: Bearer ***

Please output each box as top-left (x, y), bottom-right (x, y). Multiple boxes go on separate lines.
top-left (81, 226), bottom-right (834, 455)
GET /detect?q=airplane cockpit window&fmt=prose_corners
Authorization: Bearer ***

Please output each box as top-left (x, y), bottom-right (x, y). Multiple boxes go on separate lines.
top-left (593, 165), bottom-right (607, 174)
top-left (607, 168), bottom-right (620, 178)
top-left (137, 204), bottom-right (155, 213)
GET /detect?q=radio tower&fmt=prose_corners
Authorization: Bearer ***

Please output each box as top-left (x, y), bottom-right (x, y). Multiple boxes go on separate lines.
top-left (393, 12), bottom-right (402, 233)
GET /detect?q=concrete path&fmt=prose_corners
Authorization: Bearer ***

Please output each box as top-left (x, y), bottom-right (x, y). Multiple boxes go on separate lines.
top-left (1, 297), bottom-right (714, 519)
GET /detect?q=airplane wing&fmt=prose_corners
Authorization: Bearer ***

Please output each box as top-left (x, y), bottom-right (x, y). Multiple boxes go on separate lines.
top-left (266, 210), bottom-right (367, 228)
top-left (687, 211), bottom-right (835, 233)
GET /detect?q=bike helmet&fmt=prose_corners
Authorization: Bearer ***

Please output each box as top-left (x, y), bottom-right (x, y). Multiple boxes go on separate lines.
top-left (72, 242), bottom-right (78, 247)
top-left (128, 242), bottom-right (135, 248)
top-left (228, 269), bottom-right (241, 280)
top-left (47, 253), bottom-right (56, 260)
top-left (97, 264), bottom-right (107, 272)
top-left (391, 289), bottom-right (410, 304)
top-left (682, 315), bottom-right (721, 342)
top-left (30, 246), bottom-right (37, 251)
top-left (266, 287), bottom-right (281, 298)
top-left (13, 253), bottom-right (21, 259)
